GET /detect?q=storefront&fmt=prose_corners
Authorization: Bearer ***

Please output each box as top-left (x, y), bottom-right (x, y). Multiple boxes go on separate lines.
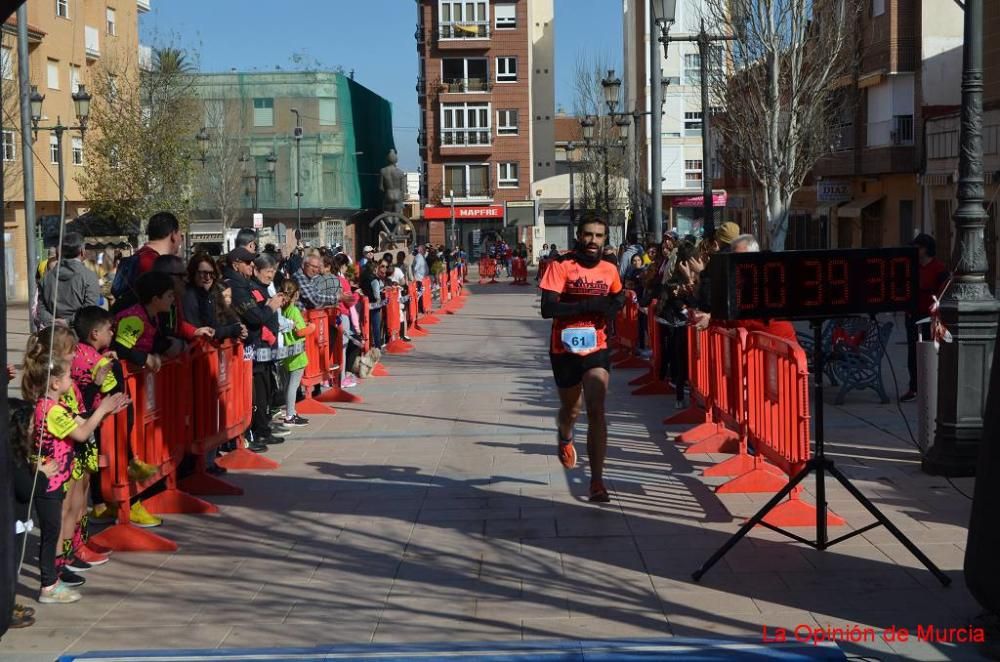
top-left (422, 204), bottom-right (505, 258)
top-left (666, 191), bottom-right (728, 237)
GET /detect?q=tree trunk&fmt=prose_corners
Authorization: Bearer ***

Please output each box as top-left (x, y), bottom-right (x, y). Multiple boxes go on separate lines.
top-left (764, 183), bottom-right (791, 250)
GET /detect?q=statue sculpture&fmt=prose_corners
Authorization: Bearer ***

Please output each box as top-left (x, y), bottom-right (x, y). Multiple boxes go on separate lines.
top-left (371, 149), bottom-right (415, 251)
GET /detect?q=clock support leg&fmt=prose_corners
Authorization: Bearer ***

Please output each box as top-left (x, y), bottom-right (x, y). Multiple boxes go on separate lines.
top-left (693, 319), bottom-right (950, 587)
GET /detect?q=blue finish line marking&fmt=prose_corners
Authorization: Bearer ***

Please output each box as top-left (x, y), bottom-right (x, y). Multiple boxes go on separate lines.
top-left (58, 638), bottom-right (845, 661)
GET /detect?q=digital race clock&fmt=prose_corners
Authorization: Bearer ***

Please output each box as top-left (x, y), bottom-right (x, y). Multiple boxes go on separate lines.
top-left (708, 248), bottom-right (919, 321)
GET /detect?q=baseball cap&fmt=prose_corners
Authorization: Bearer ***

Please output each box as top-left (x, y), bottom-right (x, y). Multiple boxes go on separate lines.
top-left (228, 246), bottom-right (256, 263)
top-left (715, 222), bottom-right (741, 246)
top-left (362, 245), bottom-right (375, 253)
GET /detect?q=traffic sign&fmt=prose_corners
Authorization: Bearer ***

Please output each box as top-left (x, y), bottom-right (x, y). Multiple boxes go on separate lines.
top-left (253, 213), bottom-right (264, 229)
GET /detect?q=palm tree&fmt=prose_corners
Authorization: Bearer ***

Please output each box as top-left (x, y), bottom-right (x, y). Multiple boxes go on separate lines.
top-left (153, 47), bottom-right (194, 75)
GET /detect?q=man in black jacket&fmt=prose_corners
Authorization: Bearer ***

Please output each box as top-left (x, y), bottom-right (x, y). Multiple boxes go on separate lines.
top-left (223, 247), bottom-right (286, 452)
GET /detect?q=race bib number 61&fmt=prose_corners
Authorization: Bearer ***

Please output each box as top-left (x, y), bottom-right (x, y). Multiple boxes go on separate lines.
top-left (561, 327), bottom-right (597, 354)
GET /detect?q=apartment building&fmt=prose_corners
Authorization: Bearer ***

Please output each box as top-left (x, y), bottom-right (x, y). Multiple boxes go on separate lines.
top-left (1, 0), bottom-right (148, 300)
top-left (809, 0), bottom-right (964, 251)
top-left (189, 71), bottom-right (395, 255)
top-left (924, 0), bottom-right (1000, 292)
top-left (623, 0), bottom-right (727, 238)
top-left (415, 0), bottom-right (554, 251)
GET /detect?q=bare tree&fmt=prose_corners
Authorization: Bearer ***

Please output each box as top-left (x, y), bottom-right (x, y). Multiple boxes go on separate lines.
top-left (573, 55), bottom-right (632, 232)
top-left (1, 30), bottom-right (24, 201)
top-left (704, 0), bottom-right (862, 249)
top-left (194, 95), bottom-right (249, 236)
top-left (77, 48), bottom-right (201, 231)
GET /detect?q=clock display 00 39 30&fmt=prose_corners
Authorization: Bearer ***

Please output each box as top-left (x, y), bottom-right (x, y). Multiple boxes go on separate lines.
top-left (709, 248), bottom-right (919, 320)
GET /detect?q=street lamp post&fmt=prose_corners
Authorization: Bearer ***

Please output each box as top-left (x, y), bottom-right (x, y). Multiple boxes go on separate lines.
top-left (652, 1), bottom-right (732, 238)
top-left (449, 189), bottom-right (456, 250)
top-left (924, 0), bottom-right (1000, 477)
top-left (195, 127), bottom-right (210, 168)
top-left (566, 141), bottom-right (576, 225)
top-left (290, 108), bottom-right (303, 240)
top-left (241, 151), bottom-right (277, 212)
top-left (29, 84), bottom-right (92, 230)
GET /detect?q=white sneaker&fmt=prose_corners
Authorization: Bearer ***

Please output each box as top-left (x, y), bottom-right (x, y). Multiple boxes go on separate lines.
top-left (39, 581), bottom-right (82, 604)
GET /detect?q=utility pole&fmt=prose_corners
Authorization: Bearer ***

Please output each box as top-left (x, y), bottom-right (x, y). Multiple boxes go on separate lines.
top-left (650, 5), bottom-right (663, 243)
top-left (449, 189), bottom-right (456, 250)
top-left (291, 108), bottom-right (302, 240)
top-left (16, 6), bottom-right (37, 315)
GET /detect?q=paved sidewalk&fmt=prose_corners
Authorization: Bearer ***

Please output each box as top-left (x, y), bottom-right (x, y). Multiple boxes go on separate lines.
top-left (2, 284), bottom-right (985, 661)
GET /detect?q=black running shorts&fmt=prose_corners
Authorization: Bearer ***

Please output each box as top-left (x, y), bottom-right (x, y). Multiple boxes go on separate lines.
top-left (549, 349), bottom-right (612, 389)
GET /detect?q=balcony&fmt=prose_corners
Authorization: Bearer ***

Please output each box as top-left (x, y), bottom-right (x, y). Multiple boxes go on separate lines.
top-left (832, 123), bottom-right (855, 152)
top-left (439, 78), bottom-right (492, 94)
top-left (417, 130), bottom-right (427, 149)
top-left (415, 23), bottom-right (425, 44)
top-left (684, 178), bottom-right (703, 189)
top-left (438, 21), bottom-right (490, 41)
top-left (85, 26), bottom-right (100, 59)
top-left (137, 0), bottom-right (151, 12)
top-left (867, 115), bottom-right (914, 147)
top-left (440, 129), bottom-right (492, 148)
top-left (416, 77), bottom-right (426, 94)
top-left (432, 184), bottom-right (494, 204)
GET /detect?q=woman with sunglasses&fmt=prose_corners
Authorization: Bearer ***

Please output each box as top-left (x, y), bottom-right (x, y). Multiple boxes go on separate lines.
top-left (182, 254), bottom-right (247, 342)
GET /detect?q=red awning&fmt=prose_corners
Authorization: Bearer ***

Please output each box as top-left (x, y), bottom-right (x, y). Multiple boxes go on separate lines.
top-left (422, 205), bottom-right (504, 220)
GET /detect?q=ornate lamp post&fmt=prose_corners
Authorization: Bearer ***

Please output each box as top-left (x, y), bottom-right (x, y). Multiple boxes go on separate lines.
top-left (240, 151), bottom-right (277, 212)
top-left (30, 84), bottom-right (92, 228)
top-left (924, 0), bottom-right (1000, 476)
top-left (195, 127), bottom-right (210, 168)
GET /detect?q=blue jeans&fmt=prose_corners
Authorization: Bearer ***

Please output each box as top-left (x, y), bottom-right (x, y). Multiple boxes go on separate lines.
top-left (370, 309), bottom-right (383, 349)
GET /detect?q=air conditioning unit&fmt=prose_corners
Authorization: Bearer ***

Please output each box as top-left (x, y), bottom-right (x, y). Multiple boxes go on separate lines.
top-left (293, 127), bottom-right (303, 139)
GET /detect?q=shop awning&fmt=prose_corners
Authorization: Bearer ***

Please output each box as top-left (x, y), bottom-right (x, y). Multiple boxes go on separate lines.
top-left (837, 194), bottom-right (883, 218)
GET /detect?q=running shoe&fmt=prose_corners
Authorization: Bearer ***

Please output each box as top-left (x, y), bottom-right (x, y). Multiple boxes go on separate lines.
top-left (900, 390), bottom-right (917, 403)
top-left (14, 603), bottom-right (35, 619)
top-left (269, 424), bottom-right (292, 438)
top-left (58, 569), bottom-right (86, 587)
top-left (39, 581), bottom-right (82, 604)
top-left (130, 501), bottom-right (163, 528)
top-left (342, 374), bottom-right (359, 388)
top-left (282, 416), bottom-right (308, 428)
top-left (589, 479), bottom-right (611, 503)
top-left (127, 458), bottom-right (158, 481)
top-left (74, 546), bottom-right (110, 567)
top-left (557, 435), bottom-right (577, 470)
top-left (64, 557), bottom-right (92, 573)
top-left (89, 503), bottom-right (114, 524)
top-left (86, 540), bottom-right (113, 555)
top-left (9, 607), bottom-right (35, 628)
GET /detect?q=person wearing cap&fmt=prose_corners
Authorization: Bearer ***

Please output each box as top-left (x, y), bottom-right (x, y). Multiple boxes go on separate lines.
top-left (901, 233), bottom-right (949, 402)
top-left (713, 221), bottom-right (741, 252)
top-left (291, 252), bottom-right (341, 310)
top-left (359, 246), bottom-right (376, 269)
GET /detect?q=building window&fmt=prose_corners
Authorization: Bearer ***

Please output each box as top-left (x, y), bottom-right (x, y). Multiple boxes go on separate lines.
top-left (253, 98), bottom-right (274, 127)
top-left (872, 0), bottom-right (885, 16)
top-left (441, 57), bottom-right (489, 91)
top-left (444, 163), bottom-right (490, 198)
top-left (56, 0), bottom-right (69, 18)
top-left (1, 47), bottom-right (12, 80)
top-left (684, 111), bottom-right (702, 136)
top-left (47, 59), bottom-right (60, 90)
top-left (257, 156), bottom-right (275, 202)
top-left (319, 98), bottom-right (337, 126)
top-left (71, 137), bottom-right (83, 165)
top-left (684, 159), bottom-right (703, 188)
top-left (498, 162), bottom-right (518, 187)
top-left (441, 102), bottom-right (491, 146)
top-left (439, 0), bottom-right (490, 39)
top-left (684, 54), bottom-right (701, 85)
top-left (495, 2), bottom-right (516, 28)
top-left (322, 154), bottom-right (341, 201)
top-left (49, 134), bottom-right (60, 164)
top-left (2, 131), bottom-right (15, 161)
top-left (106, 7), bottom-right (116, 35)
top-left (496, 57), bottom-right (517, 82)
top-left (497, 109), bottom-right (518, 135)
top-left (70, 65), bottom-right (81, 93)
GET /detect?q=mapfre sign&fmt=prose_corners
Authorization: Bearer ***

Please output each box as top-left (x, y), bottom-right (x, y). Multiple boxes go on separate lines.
top-left (422, 205), bottom-right (504, 220)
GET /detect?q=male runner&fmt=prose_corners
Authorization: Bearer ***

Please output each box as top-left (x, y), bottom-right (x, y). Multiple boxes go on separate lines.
top-left (540, 216), bottom-right (625, 502)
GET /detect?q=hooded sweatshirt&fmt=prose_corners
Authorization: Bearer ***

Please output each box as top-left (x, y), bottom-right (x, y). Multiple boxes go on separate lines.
top-left (37, 258), bottom-right (101, 327)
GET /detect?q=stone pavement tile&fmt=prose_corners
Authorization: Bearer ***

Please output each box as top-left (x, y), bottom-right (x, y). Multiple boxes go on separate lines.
top-left (485, 517), bottom-right (558, 539)
top-left (372, 615), bottom-right (521, 643)
top-left (652, 577), bottom-right (762, 617)
top-left (223, 620), bottom-right (377, 647)
top-left (874, 542), bottom-right (967, 570)
top-left (69, 624), bottom-right (233, 655)
top-left (476, 597), bottom-right (571, 622)
top-left (0, 626), bottom-right (90, 656)
top-left (522, 611), bottom-right (671, 640)
top-left (665, 611), bottom-right (764, 639)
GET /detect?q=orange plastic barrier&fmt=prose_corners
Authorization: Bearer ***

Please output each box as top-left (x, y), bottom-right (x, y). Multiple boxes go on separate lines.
top-left (421, 276), bottom-right (441, 325)
top-left (611, 291), bottom-right (647, 370)
top-left (744, 332), bottom-right (843, 527)
top-left (358, 295), bottom-right (389, 377)
top-left (479, 257), bottom-right (498, 284)
top-left (448, 268), bottom-right (464, 312)
top-left (437, 272), bottom-right (454, 314)
top-left (664, 326), bottom-right (709, 423)
top-left (407, 281), bottom-right (429, 337)
top-left (677, 327), bottom-right (744, 457)
top-left (315, 321), bottom-right (363, 404)
top-left (296, 308), bottom-right (337, 415)
top-left (631, 306), bottom-right (675, 396)
top-left (511, 257), bottom-right (529, 285)
top-left (383, 286), bottom-right (413, 354)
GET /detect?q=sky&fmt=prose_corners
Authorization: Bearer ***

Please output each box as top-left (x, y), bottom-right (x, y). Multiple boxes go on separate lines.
top-left (138, 0), bottom-right (623, 171)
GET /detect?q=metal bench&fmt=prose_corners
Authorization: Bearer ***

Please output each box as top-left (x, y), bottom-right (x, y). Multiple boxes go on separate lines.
top-left (797, 317), bottom-right (894, 404)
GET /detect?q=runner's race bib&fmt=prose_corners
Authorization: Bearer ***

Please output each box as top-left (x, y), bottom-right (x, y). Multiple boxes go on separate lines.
top-left (561, 327), bottom-right (597, 354)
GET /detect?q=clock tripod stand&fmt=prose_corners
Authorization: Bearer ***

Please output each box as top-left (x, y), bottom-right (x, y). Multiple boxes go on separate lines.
top-left (692, 317), bottom-right (951, 586)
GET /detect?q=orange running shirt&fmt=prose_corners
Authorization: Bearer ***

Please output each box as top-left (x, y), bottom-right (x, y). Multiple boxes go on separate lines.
top-left (540, 257), bottom-right (623, 356)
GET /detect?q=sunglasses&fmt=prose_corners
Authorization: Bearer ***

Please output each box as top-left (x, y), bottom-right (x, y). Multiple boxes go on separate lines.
top-left (197, 270), bottom-right (215, 278)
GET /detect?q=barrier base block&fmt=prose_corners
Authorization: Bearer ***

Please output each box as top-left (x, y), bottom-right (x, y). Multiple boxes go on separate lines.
top-left (410, 325), bottom-right (429, 337)
top-left (664, 405), bottom-right (706, 425)
top-left (385, 340), bottom-right (414, 354)
top-left (317, 386), bottom-right (363, 404)
top-left (613, 356), bottom-right (649, 370)
top-left (632, 380), bottom-right (675, 396)
top-left (179, 471), bottom-right (244, 497)
top-left (629, 371), bottom-right (656, 386)
top-left (143, 488), bottom-right (219, 515)
top-left (760, 497), bottom-right (846, 528)
top-left (683, 431), bottom-right (740, 455)
top-left (677, 421), bottom-right (723, 444)
top-left (90, 522), bottom-right (177, 553)
top-left (611, 350), bottom-right (631, 363)
top-left (372, 362), bottom-right (390, 377)
top-left (296, 398), bottom-right (338, 415)
top-left (715, 462), bottom-right (788, 493)
top-left (216, 447), bottom-right (280, 471)
top-left (420, 314), bottom-right (441, 325)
